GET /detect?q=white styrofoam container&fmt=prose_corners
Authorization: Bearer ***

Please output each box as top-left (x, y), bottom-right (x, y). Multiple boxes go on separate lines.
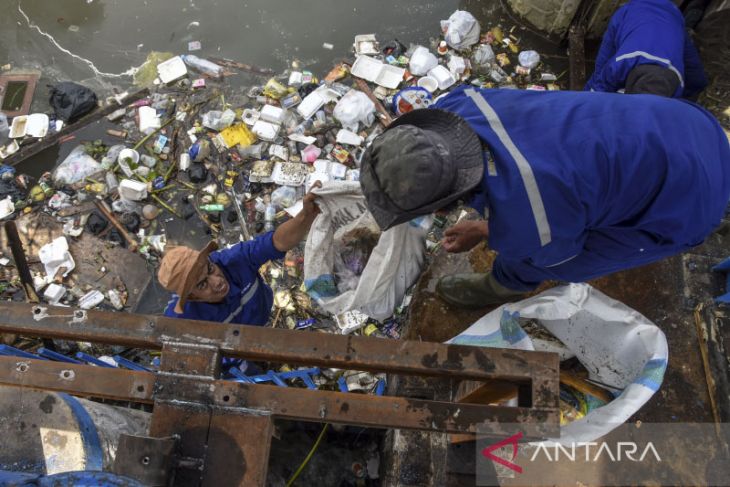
top-left (252, 120), bottom-right (280, 142)
top-left (428, 65), bottom-right (456, 90)
top-left (260, 104), bottom-right (285, 125)
top-left (118, 179), bottom-right (148, 201)
top-left (157, 56), bottom-right (187, 84)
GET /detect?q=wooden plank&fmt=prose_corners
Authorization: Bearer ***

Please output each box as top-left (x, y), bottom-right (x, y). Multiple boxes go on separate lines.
top-left (3, 88), bottom-right (149, 167)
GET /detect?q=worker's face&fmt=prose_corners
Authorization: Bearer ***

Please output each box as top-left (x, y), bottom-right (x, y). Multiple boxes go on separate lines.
top-left (188, 260), bottom-right (229, 303)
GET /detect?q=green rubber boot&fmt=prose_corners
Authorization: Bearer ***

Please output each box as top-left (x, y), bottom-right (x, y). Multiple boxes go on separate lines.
top-left (436, 272), bottom-right (525, 309)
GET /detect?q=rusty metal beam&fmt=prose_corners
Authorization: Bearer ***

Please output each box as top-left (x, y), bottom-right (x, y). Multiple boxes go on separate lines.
top-left (0, 303), bottom-right (559, 388)
top-left (0, 355), bottom-right (153, 402)
top-left (0, 356), bottom-right (559, 436)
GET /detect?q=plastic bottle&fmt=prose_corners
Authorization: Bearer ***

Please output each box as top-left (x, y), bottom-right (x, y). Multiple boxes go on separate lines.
top-left (0, 112), bottom-right (8, 144)
top-left (264, 199), bottom-right (276, 232)
top-left (182, 55), bottom-right (224, 78)
top-left (200, 204), bottom-right (224, 212)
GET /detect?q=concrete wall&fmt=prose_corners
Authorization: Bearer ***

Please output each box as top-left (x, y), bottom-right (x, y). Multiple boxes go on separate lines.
top-left (507, 0), bottom-right (582, 37)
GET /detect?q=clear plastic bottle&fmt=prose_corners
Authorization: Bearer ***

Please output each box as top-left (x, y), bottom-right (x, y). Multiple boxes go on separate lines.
top-left (264, 197), bottom-right (276, 232)
top-left (182, 55), bottom-right (224, 78)
top-left (0, 112), bottom-right (8, 144)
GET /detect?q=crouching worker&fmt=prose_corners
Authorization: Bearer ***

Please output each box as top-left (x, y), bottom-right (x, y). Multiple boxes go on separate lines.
top-left (158, 185), bottom-right (320, 324)
top-left (359, 86), bottom-right (730, 308)
top-left (585, 0), bottom-right (707, 98)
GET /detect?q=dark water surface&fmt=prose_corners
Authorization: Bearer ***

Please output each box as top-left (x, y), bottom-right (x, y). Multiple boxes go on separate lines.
top-left (1, 0), bottom-right (461, 94)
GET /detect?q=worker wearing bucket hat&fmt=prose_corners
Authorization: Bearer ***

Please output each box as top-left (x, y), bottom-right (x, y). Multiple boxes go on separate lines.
top-left (360, 86), bottom-right (730, 308)
top-left (158, 185), bottom-right (321, 325)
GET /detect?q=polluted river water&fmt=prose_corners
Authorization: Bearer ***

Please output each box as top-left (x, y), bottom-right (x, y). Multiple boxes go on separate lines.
top-left (0, 0), bottom-right (568, 313)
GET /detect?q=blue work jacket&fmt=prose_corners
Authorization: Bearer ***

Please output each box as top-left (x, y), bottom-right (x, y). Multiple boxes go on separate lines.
top-left (164, 232), bottom-right (285, 326)
top-left (585, 0), bottom-right (707, 98)
top-left (434, 86), bottom-right (730, 282)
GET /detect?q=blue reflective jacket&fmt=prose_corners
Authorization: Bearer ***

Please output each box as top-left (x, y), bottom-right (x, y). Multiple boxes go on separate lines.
top-left (585, 0), bottom-right (707, 98)
top-left (435, 86), bottom-right (730, 280)
top-left (164, 232), bottom-right (285, 326)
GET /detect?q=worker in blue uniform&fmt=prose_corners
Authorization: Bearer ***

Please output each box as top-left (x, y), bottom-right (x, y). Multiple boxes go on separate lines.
top-left (585, 0), bottom-right (707, 98)
top-left (158, 186), bottom-right (320, 324)
top-left (359, 86), bottom-right (730, 308)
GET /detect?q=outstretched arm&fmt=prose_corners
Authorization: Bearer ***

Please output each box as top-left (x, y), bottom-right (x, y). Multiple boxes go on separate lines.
top-left (272, 182), bottom-right (321, 252)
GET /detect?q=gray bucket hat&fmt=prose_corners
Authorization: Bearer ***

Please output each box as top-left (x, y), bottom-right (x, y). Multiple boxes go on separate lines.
top-left (360, 108), bottom-right (484, 230)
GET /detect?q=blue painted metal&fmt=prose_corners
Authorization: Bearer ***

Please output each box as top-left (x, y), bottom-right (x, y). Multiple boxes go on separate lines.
top-left (0, 469), bottom-right (145, 486)
top-left (58, 393), bottom-right (104, 472)
top-left (250, 370), bottom-right (287, 387)
top-left (375, 378), bottom-right (386, 396)
top-left (0, 344), bottom-right (46, 360)
top-left (37, 348), bottom-right (82, 364)
top-left (75, 352), bottom-right (115, 368)
top-left (279, 368), bottom-right (320, 389)
top-left (113, 355), bottom-right (151, 372)
top-left (228, 367), bottom-right (255, 383)
top-left (712, 257), bottom-right (730, 304)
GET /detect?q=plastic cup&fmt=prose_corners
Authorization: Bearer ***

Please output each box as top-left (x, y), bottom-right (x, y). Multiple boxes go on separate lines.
top-left (118, 148), bottom-right (140, 165)
top-left (417, 76), bottom-right (438, 93)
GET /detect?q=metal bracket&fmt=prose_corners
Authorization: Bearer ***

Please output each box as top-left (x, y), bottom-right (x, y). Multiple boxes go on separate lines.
top-left (112, 434), bottom-right (178, 486)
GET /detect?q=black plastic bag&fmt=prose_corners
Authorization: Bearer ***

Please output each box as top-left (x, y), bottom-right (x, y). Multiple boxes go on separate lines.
top-left (48, 82), bottom-right (98, 123)
top-left (120, 212), bottom-right (140, 233)
top-left (85, 211), bottom-right (108, 235)
top-left (188, 163), bottom-right (208, 183)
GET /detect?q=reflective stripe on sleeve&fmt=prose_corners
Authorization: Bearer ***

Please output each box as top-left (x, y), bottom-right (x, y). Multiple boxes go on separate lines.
top-left (614, 51), bottom-right (684, 87)
top-left (464, 88), bottom-right (552, 246)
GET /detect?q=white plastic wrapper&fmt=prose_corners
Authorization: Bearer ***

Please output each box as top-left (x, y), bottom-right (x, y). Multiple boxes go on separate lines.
top-left (440, 10), bottom-right (480, 50)
top-left (304, 181), bottom-right (430, 322)
top-left (448, 283), bottom-right (668, 444)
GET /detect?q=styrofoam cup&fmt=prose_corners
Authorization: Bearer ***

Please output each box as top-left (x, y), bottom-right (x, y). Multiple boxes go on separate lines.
top-left (417, 76), bottom-right (439, 93)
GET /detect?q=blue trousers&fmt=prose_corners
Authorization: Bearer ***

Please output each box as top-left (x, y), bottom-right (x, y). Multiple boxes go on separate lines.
top-left (491, 231), bottom-right (700, 291)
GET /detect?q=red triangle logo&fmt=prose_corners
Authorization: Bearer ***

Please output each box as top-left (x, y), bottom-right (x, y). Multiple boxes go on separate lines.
top-left (481, 431), bottom-right (524, 473)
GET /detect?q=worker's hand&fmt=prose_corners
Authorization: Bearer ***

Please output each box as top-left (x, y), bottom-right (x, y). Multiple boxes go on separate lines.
top-left (273, 181), bottom-right (322, 252)
top-left (301, 180), bottom-right (322, 221)
top-left (441, 220), bottom-right (488, 253)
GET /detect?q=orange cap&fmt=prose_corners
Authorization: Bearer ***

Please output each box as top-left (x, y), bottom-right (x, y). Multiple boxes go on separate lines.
top-left (158, 241), bottom-right (218, 314)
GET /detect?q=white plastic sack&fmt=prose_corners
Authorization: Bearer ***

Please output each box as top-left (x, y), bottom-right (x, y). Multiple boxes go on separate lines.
top-left (304, 181), bottom-right (430, 322)
top-left (52, 145), bottom-right (102, 185)
top-left (333, 90), bottom-right (375, 133)
top-left (409, 46), bottom-right (439, 76)
top-left (440, 10), bottom-right (480, 50)
top-left (448, 283), bottom-right (668, 444)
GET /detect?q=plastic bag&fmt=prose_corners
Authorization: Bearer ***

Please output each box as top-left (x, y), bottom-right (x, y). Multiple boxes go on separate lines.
top-left (472, 44), bottom-right (496, 71)
top-left (303, 181), bottom-right (430, 321)
top-left (48, 82), bottom-right (98, 123)
top-left (519, 50), bottom-right (541, 69)
top-left (448, 283), bottom-right (668, 444)
top-left (270, 185), bottom-right (298, 210)
top-left (408, 46), bottom-right (438, 76)
top-left (202, 109), bottom-right (236, 131)
top-left (333, 90), bottom-right (375, 132)
top-left (53, 145), bottom-right (102, 185)
top-left (440, 10), bottom-right (480, 50)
